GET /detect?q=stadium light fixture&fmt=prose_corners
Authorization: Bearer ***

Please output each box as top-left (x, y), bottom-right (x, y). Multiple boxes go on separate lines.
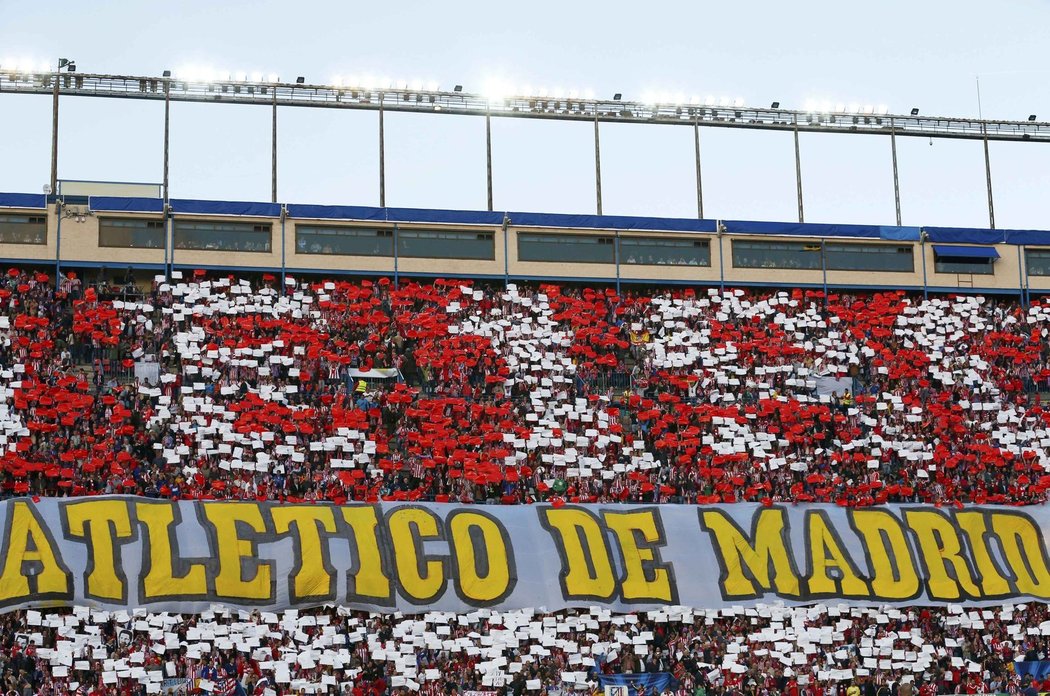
top-left (162, 70), bottom-right (171, 78)
top-left (453, 85), bottom-right (463, 92)
top-left (770, 101), bottom-right (780, 109)
top-left (295, 76), bottom-right (305, 84)
top-left (613, 93), bottom-right (622, 101)
top-left (483, 79), bottom-right (512, 103)
top-left (1029, 114), bottom-right (1037, 121)
top-left (910, 107), bottom-right (920, 116)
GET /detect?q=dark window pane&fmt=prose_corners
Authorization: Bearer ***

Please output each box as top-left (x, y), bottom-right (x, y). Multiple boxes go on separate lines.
top-left (620, 236), bottom-right (710, 266)
top-left (934, 257), bottom-right (995, 275)
top-left (731, 240), bottom-right (821, 269)
top-left (174, 220), bottom-right (272, 253)
top-left (1026, 248), bottom-right (1050, 277)
top-left (0, 214), bottom-right (46, 245)
top-left (99, 218), bottom-right (165, 249)
top-left (398, 229), bottom-right (494, 259)
top-left (518, 233), bottom-right (615, 264)
top-left (295, 226), bottom-right (393, 256)
top-left (824, 242), bottom-right (914, 272)
top-left (733, 240), bottom-right (914, 272)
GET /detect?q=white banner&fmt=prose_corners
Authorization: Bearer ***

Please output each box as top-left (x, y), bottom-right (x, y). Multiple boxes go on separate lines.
top-left (0, 497), bottom-right (1046, 613)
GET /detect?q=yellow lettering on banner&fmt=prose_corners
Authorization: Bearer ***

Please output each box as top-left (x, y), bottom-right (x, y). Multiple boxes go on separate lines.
top-left (603, 510), bottom-right (674, 602)
top-left (904, 509), bottom-right (982, 600)
top-left (341, 506), bottom-right (392, 603)
top-left (849, 510), bottom-right (919, 600)
top-left (540, 508), bottom-right (616, 600)
top-left (387, 507), bottom-right (446, 603)
top-left (700, 508), bottom-right (800, 599)
top-left (0, 501), bottom-right (70, 603)
top-left (955, 511), bottom-right (1011, 598)
top-left (448, 511), bottom-right (514, 604)
top-left (202, 503), bottom-right (274, 602)
top-left (271, 506), bottom-right (336, 601)
top-left (990, 512), bottom-right (1050, 598)
top-left (64, 500), bottom-right (134, 601)
top-left (136, 502), bottom-right (208, 599)
top-left (805, 511), bottom-right (869, 597)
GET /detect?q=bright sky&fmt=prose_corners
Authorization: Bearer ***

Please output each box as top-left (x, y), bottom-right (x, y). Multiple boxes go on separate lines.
top-left (2, 0), bottom-right (1050, 229)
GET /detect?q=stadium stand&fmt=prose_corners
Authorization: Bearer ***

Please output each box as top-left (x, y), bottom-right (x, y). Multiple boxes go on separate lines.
top-left (2, 267), bottom-right (1050, 694)
top-left (1, 268), bottom-right (1048, 507)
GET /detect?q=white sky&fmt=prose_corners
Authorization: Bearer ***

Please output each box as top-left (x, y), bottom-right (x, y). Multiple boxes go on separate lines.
top-left (2, 0), bottom-right (1050, 228)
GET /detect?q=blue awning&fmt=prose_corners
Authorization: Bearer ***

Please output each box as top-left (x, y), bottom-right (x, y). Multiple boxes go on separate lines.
top-left (932, 244), bottom-right (1000, 259)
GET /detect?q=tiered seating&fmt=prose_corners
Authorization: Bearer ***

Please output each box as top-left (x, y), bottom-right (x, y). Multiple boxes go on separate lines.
top-left (0, 602), bottom-right (1042, 694)
top-left (1, 267), bottom-right (1050, 695)
top-left (1, 269), bottom-right (1048, 507)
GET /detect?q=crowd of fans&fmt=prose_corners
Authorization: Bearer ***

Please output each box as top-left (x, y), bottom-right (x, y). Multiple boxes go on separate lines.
top-left (2, 266), bottom-right (1050, 694)
top-left (2, 267), bottom-right (1049, 507)
top-left (1, 601), bottom-right (1049, 695)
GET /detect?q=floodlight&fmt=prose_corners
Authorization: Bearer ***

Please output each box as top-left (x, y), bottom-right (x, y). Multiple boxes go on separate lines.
top-left (296, 76), bottom-right (305, 84)
top-left (483, 79), bottom-right (511, 102)
top-left (162, 70), bottom-right (172, 78)
top-left (1029, 114), bottom-right (1037, 121)
top-left (613, 93), bottom-right (622, 101)
top-left (67, 63), bottom-right (76, 73)
top-left (453, 85), bottom-right (463, 92)
top-left (770, 101), bottom-right (780, 109)
top-left (910, 107), bottom-right (919, 116)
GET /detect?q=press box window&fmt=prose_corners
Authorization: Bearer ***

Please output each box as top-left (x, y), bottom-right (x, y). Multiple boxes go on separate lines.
top-left (0, 214), bottom-right (46, 245)
top-left (397, 229), bottom-right (494, 260)
top-left (824, 242), bottom-right (913, 272)
top-left (296, 225), bottom-right (393, 256)
top-left (1025, 248), bottom-right (1050, 277)
top-left (99, 218), bottom-right (165, 249)
top-left (932, 245), bottom-right (998, 275)
top-left (173, 220), bottom-right (272, 253)
top-left (620, 236), bottom-right (710, 266)
top-left (518, 233), bottom-right (615, 264)
top-left (733, 240), bottom-right (913, 272)
top-left (732, 240), bottom-right (821, 270)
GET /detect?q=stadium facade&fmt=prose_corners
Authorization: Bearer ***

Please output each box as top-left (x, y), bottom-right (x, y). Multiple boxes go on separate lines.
top-left (1, 191), bottom-right (1048, 298)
